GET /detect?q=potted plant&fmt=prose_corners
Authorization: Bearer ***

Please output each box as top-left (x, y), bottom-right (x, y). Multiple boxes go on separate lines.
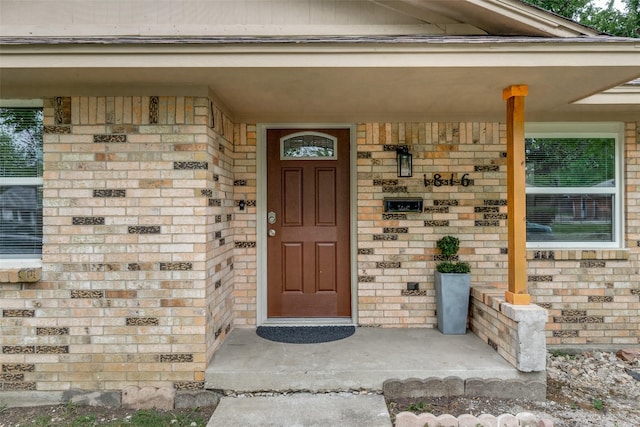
top-left (434, 236), bottom-right (471, 335)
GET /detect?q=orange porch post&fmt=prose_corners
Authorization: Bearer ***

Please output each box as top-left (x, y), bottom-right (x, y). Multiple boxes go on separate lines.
top-left (503, 85), bottom-right (530, 305)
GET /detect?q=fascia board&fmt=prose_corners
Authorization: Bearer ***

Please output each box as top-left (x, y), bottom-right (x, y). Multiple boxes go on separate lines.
top-left (2, 41), bottom-right (639, 69)
top-left (575, 87), bottom-right (640, 105)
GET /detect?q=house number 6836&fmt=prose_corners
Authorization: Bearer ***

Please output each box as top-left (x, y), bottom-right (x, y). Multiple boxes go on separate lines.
top-left (423, 173), bottom-right (471, 187)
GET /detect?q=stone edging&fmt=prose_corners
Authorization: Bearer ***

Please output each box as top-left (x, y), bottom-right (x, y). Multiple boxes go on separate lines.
top-left (396, 411), bottom-right (553, 427)
top-left (383, 376), bottom-right (546, 401)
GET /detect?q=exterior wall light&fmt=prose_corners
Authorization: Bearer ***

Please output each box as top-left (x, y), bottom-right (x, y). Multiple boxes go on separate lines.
top-left (397, 146), bottom-right (412, 177)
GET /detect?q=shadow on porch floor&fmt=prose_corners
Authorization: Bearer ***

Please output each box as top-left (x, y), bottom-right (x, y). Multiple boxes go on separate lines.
top-left (204, 327), bottom-right (545, 392)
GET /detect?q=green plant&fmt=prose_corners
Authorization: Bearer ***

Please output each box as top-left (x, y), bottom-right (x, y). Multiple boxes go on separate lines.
top-left (436, 236), bottom-right (460, 257)
top-left (436, 261), bottom-right (471, 273)
top-left (593, 398), bottom-right (604, 411)
top-left (435, 236), bottom-right (470, 274)
top-left (406, 401), bottom-right (427, 412)
top-left (65, 400), bottom-right (78, 415)
top-left (550, 349), bottom-right (576, 359)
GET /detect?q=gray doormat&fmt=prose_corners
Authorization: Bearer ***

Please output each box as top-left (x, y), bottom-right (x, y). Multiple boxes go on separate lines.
top-left (256, 326), bottom-right (356, 344)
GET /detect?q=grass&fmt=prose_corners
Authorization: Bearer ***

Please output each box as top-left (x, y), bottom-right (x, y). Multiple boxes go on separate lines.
top-left (31, 414), bottom-right (55, 427)
top-left (125, 409), bottom-right (208, 426)
top-left (550, 223), bottom-right (611, 234)
top-left (11, 407), bottom-right (209, 427)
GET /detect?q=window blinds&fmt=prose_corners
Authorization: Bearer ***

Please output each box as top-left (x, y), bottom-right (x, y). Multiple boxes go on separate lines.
top-left (0, 107), bottom-right (44, 258)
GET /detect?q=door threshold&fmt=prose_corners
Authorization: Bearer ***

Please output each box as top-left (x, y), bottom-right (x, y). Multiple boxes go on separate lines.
top-left (261, 318), bottom-right (355, 327)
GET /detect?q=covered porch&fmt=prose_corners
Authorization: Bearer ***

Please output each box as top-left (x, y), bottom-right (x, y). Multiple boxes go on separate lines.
top-left (205, 328), bottom-right (544, 392)
top-left (205, 285), bottom-right (548, 398)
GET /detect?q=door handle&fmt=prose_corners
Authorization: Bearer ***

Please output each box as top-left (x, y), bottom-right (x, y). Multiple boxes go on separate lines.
top-left (268, 229), bottom-right (276, 237)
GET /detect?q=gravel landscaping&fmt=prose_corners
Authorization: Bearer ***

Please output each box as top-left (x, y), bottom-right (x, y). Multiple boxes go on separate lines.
top-left (388, 350), bottom-right (640, 427)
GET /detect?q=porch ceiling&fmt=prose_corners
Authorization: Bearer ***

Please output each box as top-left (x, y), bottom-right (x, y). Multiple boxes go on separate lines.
top-left (1, 38), bottom-right (639, 123)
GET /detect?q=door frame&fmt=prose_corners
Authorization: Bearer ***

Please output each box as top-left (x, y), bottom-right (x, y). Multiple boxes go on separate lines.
top-left (256, 123), bottom-right (358, 326)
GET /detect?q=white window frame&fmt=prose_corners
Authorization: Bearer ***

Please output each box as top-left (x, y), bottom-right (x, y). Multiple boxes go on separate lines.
top-left (0, 99), bottom-right (44, 263)
top-left (525, 122), bottom-right (624, 249)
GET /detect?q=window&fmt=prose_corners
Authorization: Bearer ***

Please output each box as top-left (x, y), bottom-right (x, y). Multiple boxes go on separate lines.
top-left (0, 102), bottom-right (43, 259)
top-left (280, 132), bottom-right (337, 160)
top-left (525, 123), bottom-right (622, 248)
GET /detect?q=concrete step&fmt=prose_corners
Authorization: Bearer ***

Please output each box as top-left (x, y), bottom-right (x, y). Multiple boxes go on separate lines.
top-left (205, 328), bottom-right (543, 393)
top-left (207, 393), bottom-right (392, 427)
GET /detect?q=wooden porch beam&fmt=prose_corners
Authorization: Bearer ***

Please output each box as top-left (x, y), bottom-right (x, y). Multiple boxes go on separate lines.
top-left (503, 85), bottom-right (530, 305)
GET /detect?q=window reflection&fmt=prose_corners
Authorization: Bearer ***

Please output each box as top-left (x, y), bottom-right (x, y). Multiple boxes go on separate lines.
top-left (0, 186), bottom-right (43, 255)
top-left (526, 194), bottom-right (614, 242)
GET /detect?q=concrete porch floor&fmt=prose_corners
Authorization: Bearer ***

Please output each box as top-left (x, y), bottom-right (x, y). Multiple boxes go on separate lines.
top-left (205, 327), bottom-right (544, 392)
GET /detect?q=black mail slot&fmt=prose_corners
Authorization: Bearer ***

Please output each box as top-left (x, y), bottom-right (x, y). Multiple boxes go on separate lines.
top-left (383, 198), bottom-right (423, 213)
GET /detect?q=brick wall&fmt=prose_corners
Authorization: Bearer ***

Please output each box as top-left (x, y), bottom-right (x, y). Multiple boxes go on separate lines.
top-left (470, 286), bottom-right (519, 367)
top-left (355, 121), bottom-right (640, 347)
top-left (356, 122), bottom-right (508, 327)
top-left (2, 116), bottom-right (639, 394)
top-left (231, 124), bottom-right (258, 327)
top-left (529, 122), bottom-right (640, 347)
top-left (204, 100), bottom-right (236, 366)
top-left (0, 95), bottom-right (235, 392)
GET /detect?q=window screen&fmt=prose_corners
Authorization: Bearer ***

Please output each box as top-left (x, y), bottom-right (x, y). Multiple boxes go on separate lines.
top-left (0, 107), bottom-right (44, 258)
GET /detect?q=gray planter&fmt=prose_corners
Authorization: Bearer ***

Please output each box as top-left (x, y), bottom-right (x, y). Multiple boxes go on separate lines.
top-left (435, 271), bottom-right (471, 335)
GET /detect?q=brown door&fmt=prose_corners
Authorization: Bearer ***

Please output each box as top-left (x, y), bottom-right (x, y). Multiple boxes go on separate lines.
top-left (266, 128), bottom-right (351, 318)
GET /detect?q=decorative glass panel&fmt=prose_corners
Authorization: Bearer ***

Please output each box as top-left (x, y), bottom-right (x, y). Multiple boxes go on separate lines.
top-left (280, 132), bottom-right (337, 160)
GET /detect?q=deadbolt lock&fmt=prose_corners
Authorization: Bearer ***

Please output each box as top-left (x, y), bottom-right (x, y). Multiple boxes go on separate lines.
top-left (268, 211), bottom-right (276, 224)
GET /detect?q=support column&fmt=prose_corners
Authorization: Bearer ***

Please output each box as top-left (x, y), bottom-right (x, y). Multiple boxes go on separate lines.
top-left (503, 85), bottom-right (530, 305)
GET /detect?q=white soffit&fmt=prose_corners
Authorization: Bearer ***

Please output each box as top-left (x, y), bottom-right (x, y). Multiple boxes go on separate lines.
top-left (1, 40), bottom-right (639, 123)
top-left (575, 80), bottom-right (640, 105)
top-left (0, 0), bottom-right (636, 122)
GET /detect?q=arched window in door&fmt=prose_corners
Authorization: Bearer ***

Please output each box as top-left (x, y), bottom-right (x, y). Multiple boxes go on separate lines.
top-left (280, 132), bottom-right (337, 160)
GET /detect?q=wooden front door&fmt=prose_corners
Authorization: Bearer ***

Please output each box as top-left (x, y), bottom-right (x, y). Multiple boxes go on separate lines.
top-left (266, 128), bottom-right (351, 318)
